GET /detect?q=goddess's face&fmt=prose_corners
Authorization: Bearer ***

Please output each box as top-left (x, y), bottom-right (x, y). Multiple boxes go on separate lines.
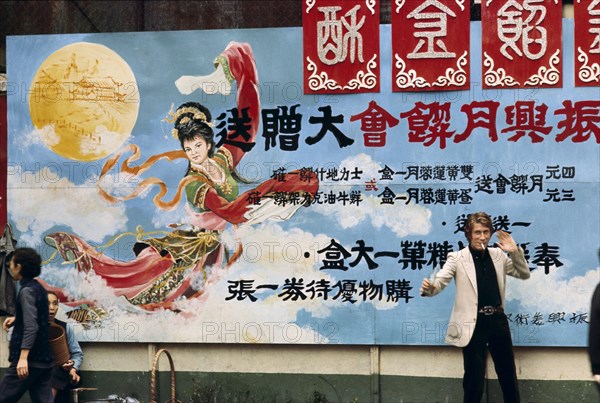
top-left (183, 135), bottom-right (211, 165)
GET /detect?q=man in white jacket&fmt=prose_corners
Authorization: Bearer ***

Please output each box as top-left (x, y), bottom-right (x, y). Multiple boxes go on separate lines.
top-left (420, 211), bottom-right (530, 403)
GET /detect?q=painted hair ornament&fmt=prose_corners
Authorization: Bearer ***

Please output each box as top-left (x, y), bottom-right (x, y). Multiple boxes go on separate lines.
top-left (164, 103), bottom-right (208, 124)
top-left (164, 103), bottom-right (214, 139)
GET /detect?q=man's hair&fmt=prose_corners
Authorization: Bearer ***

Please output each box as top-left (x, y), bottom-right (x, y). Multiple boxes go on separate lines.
top-left (11, 247), bottom-right (42, 278)
top-left (464, 212), bottom-right (494, 240)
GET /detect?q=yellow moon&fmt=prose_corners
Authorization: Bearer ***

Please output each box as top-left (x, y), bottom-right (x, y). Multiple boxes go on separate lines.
top-left (29, 42), bottom-right (139, 161)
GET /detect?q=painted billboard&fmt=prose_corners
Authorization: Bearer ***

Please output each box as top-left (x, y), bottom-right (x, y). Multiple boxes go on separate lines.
top-left (4, 19), bottom-right (599, 345)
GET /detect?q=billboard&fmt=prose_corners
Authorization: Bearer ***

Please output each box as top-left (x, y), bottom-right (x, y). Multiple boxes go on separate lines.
top-left (5, 19), bottom-right (599, 345)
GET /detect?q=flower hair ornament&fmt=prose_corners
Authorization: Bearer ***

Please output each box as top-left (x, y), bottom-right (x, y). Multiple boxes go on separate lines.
top-left (163, 103), bottom-right (214, 139)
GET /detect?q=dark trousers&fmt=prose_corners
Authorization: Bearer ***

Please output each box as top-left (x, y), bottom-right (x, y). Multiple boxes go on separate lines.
top-left (462, 313), bottom-right (520, 403)
top-left (0, 365), bottom-right (53, 403)
top-left (51, 365), bottom-right (75, 403)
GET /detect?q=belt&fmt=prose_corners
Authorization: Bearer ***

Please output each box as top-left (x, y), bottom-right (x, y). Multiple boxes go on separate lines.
top-left (478, 306), bottom-right (504, 315)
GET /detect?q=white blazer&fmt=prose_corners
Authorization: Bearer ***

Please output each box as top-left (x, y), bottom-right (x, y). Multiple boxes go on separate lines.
top-left (427, 246), bottom-right (530, 347)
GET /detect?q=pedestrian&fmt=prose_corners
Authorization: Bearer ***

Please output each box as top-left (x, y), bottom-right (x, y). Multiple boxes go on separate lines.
top-left (0, 247), bottom-right (54, 402)
top-left (420, 212), bottom-right (530, 403)
top-left (48, 290), bottom-right (83, 402)
top-left (589, 248), bottom-right (600, 394)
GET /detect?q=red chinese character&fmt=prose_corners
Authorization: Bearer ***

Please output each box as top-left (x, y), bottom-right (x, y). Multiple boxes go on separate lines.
top-left (350, 100), bottom-right (400, 147)
top-left (555, 100), bottom-right (600, 143)
top-left (401, 102), bottom-right (455, 149)
top-left (364, 179), bottom-right (378, 192)
top-left (502, 101), bottom-right (551, 143)
top-left (455, 101), bottom-right (501, 143)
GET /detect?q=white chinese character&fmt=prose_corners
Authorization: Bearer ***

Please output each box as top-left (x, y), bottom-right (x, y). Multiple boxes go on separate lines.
top-left (317, 5), bottom-right (365, 65)
top-left (522, 0), bottom-right (547, 60)
top-left (497, 0), bottom-right (547, 61)
top-left (497, 0), bottom-right (525, 60)
top-left (407, 0), bottom-right (457, 59)
top-left (589, 0), bottom-right (600, 53)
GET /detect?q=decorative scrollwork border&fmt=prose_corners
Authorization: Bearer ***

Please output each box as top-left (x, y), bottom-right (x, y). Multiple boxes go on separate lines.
top-left (306, 57), bottom-right (342, 91)
top-left (577, 47), bottom-right (600, 84)
top-left (344, 54), bottom-right (379, 90)
top-left (307, 0), bottom-right (378, 14)
top-left (394, 0), bottom-right (405, 13)
top-left (394, 54), bottom-right (431, 89)
top-left (306, 55), bottom-right (379, 92)
top-left (524, 49), bottom-right (561, 86)
top-left (366, 0), bottom-right (377, 15)
top-left (483, 52), bottom-right (520, 87)
top-left (432, 51), bottom-right (469, 87)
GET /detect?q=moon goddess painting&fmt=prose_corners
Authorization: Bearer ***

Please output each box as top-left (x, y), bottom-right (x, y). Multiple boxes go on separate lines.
top-left (39, 42), bottom-right (319, 313)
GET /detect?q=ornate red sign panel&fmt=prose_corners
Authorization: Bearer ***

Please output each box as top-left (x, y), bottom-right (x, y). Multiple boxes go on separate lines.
top-left (392, 0), bottom-right (470, 92)
top-left (574, 0), bottom-right (600, 86)
top-left (481, 0), bottom-right (563, 89)
top-left (303, 0), bottom-right (380, 94)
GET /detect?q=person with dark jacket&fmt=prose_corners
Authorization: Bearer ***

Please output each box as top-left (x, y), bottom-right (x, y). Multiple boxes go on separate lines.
top-left (590, 249), bottom-right (600, 393)
top-left (0, 247), bottom-right (54, 402)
